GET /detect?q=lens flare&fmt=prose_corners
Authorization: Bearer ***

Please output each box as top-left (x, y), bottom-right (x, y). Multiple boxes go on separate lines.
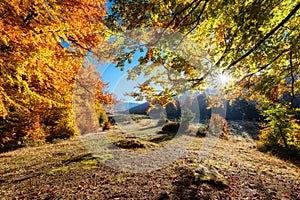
top-left (218, 72), bottom-right (231, 86)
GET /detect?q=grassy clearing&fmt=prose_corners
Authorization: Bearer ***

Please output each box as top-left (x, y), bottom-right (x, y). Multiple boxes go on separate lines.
top-left (0, 119), bottom-right (299, 199)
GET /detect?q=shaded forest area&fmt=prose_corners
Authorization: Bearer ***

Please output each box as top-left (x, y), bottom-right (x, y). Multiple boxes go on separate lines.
top-left (129, 93), bottom-right (300, 122)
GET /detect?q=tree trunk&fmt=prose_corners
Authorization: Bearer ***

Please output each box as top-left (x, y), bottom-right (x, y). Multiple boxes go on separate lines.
top-left (277, 123), bottom-right (288, 150)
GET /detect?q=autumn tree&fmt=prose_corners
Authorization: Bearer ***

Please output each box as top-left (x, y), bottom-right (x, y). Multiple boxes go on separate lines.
top-left (105, 0), bottom-right (300, 154)
top-left (0, 0), bottom-right (108, 151)
top-left (73, 64), bottom-right (115, 135)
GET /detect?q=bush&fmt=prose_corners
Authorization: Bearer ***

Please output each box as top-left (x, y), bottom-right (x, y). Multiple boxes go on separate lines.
top-left (98, 109), bottom-right (108, 127)
top-left (162, 122), bottom-right (180, 133)
top-left (209, 114), bottom-right (229, 139)
top-left (102, 121), bottom-right (111, 131)
top-left (258, 104), bottom-right (300, 156)
top-left (181, 108), bottom-right (195, 123)
top-left (45, 109), bottom-right (78, 142)
top-left (197, 126), bottom-right (208, 137)
top-left (0, 106), bottom-right (79, 152)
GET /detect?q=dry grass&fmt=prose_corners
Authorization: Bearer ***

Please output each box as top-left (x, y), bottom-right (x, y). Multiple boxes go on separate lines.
top-left (0, 119), bottom-right (299, 199)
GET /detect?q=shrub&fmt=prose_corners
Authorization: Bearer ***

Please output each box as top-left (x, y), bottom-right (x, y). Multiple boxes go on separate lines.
top-left (258, 104), bottom-right (300, 156)
top-left (46, 109), bottom-right (78, 142)
top-left (98, 109), bottom-right (108, 127)
top-left (181, 108), bottom-right (195, 123)
top-left (23, 122), bottom-right (47, 146)
top-left (0, 106), bottom-right (79, 152)
top-left (162, 122), bottom-right (180, 133)
top-left (197, 126), bottom-right (208, 137)
top-left (209, 114), bottom-right (229, 139)
top-left (102, 121), bottom-right (111, 131)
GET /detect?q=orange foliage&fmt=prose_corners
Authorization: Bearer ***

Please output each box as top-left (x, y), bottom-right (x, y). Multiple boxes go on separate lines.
top-left (209, 114), bottom-right (229, 139)
top-left (0, 0), bottom-right (106, 151)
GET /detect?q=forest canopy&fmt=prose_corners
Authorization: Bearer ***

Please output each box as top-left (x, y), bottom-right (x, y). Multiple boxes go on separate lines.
top-left (104, 0), bottom-right (300, 153)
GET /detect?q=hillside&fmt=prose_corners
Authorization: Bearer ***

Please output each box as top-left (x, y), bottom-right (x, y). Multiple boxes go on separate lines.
top-left (0, 119), bottom-right (299, 199)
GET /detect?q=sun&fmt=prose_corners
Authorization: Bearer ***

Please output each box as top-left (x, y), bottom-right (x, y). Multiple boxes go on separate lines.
top-left (207, 71), bottom-right (232, 90)
top-left (218, 72), bottom-right (231, 86)
top-left (208, 71), bottom-right (232, 91)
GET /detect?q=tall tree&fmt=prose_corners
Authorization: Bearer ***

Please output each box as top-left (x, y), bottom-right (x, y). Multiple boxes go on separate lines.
top-left (0, 0), bottom-right (107, 151)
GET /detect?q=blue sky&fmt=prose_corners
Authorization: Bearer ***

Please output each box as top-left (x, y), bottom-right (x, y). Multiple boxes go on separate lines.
top-left (93, 50), bottom-right (147, 103)
top-left (88, 1), bottom-right (149, 103)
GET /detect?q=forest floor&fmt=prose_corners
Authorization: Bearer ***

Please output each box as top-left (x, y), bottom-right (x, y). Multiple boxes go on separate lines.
top-left (0, 119), bottom-right (299, 199)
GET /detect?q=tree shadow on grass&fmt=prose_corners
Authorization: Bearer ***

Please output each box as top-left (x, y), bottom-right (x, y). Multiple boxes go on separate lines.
top-left (258, 145), bottom-right (300, 168)
top-left (147, 131), bottom-right (177, 143)
top-left (62, 153), bottom-right (94, 164)
top-left (169, 166), bottom-right (229, 200)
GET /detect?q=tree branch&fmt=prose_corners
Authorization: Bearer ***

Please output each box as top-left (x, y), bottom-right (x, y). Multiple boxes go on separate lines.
top-left (164, 0), bottom-right (200, 30)
top-left (148, 0), bottom-right (202, 47)
top-left (237, 49), bottom-right (288, 84)
top-left (255, 49), bottom-right (287, 76)
top-left (226, 2), bottom-right (300, 70)
top-left (182, 0), bottom-right (208, 38)
top-left (174, 0), bottom-right (208, 49)
top-left (175, 0), bottom-right (204, 28)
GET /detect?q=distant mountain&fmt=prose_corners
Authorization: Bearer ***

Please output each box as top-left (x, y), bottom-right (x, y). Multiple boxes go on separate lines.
top-left (124, 101), bottom-right (181, 119)
top-left (127, 102), bottom-right (149, 114)
top-left (113, 102), bottom-right (145, 113)
top-left (117, 94), bottom-right (262, 121)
